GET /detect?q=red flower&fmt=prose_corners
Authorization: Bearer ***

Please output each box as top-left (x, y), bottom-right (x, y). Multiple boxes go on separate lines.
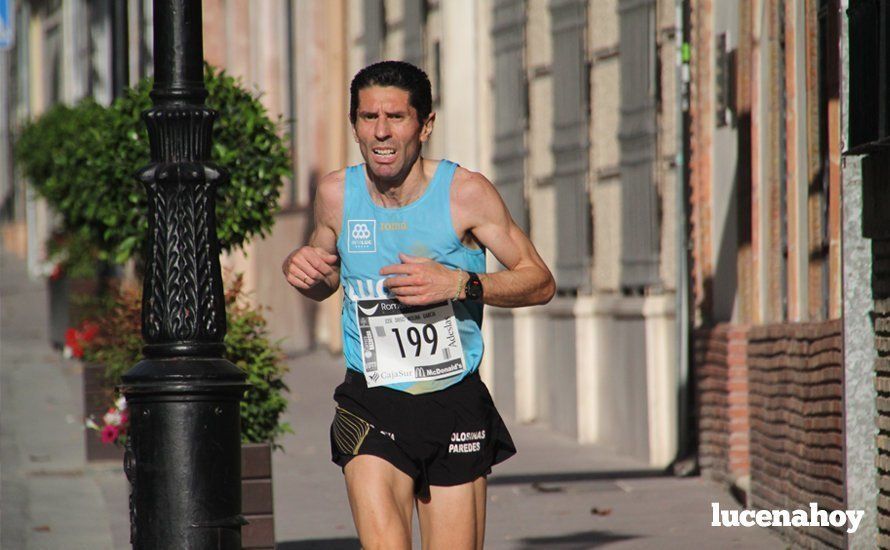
top-left (49, 264), bottom-right (63, 281)
top-left (101, 424), bottom-right (120, 444)
top-left (80, 322), bottom-right (99, 342)
top-left (69, 341), bottom-right (83, 359)
top-left (63, 321), bottom-right (99, 359)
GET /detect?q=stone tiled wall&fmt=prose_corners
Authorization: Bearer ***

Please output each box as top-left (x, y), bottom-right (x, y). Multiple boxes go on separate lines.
top-left (747, 320), bottom-right (845, 549)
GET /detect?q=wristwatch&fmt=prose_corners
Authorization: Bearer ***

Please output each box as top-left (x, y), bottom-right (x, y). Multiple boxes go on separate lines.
top-left (464, 272), bottom-right (483, 302)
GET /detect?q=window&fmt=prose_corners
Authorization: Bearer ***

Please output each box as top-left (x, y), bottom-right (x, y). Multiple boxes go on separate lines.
top-left (364, 0), bottom-right (386, 65)
top-left (618, 0), bottom-right (660, 292)
top-left (551, 0), bottom-right (591, 293)
top-left (492, 0), bottom-right (529, 234)
top-left (847, 0), bottom-right (890, 152)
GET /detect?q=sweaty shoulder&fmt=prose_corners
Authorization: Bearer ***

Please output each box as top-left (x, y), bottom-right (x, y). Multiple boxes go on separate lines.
top-left (315, 169), bottom-right (346, 235)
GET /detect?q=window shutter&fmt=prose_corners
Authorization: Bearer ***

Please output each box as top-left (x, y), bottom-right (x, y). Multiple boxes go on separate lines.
top-left (618, 0), bottom-right (660, 291)
top-left (403, 0), bottom-right (424, 68)
top-left (492, 0), bottom-right (529, 233)
top-left (550, 0), bottom-right (591, 292)
top-left (364, 0), bottom-right (385, 65)
top-left (847, 0), bottom-right (890, 152)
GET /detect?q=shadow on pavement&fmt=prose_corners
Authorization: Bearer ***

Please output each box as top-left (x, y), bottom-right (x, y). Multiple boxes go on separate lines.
top-left (277, 537), bottom-right (361, 549)
top-left (516, 530), bottom-right (640, 549)
top-left (488, 469), bottom-right (666, 486)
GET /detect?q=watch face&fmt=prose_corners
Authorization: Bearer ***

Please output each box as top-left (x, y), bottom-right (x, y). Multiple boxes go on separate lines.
top-left (466, 274), bottom-right (483, 300)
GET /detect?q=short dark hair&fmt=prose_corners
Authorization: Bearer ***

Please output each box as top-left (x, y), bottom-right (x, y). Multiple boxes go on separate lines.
top-left (349, 61), bottom-right (432, 125)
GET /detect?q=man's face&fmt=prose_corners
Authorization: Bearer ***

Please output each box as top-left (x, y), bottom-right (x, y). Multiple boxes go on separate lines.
top-left (352, 85), bottom-right (434, 182)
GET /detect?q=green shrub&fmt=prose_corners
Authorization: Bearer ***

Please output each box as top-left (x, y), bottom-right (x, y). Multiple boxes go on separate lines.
top-left (82, 287), bottom-right (143, 382)
top-left (44, 228), bottom-right (103, 280)
top-left (15, 64), bottom-right (290, 265)
top-left (16, 100), bottom-right (117, 257)
top-left (84, 274), bottom-right (292, 446)
top-left (223, 274), bottom-right (293, 446)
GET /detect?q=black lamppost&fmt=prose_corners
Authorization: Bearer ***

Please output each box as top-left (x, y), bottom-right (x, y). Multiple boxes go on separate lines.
top-left (120, 1), bottom-right (247, 548)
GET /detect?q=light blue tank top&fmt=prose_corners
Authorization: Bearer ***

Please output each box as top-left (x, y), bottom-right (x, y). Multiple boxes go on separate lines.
top-left (337, 159), bottom-right (486, 394)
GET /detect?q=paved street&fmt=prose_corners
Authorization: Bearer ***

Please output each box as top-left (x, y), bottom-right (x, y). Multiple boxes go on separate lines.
top-left (0, 246), bottom-right (787, 549)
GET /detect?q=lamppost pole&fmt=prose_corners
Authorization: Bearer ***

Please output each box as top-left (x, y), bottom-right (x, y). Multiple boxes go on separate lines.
top-left (120, 1), bottom-right (247, 548)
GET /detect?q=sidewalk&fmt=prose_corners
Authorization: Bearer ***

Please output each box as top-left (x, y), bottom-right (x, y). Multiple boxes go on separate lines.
top-left (272, 354), bottom-right (787, 550)
top-left (1, 248), bottom-right (127, 549)
top-left (0, 246), bottom-right (786, 549)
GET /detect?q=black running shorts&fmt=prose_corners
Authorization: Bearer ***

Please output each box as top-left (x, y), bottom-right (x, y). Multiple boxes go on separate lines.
top-left (330, 369), bottom-right (516, 499)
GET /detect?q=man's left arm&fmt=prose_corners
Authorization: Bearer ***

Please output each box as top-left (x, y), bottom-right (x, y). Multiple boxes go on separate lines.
top-left (381, 171), bottom-right (556, 307)
top-left (454, 173), bottom-right (555, 307)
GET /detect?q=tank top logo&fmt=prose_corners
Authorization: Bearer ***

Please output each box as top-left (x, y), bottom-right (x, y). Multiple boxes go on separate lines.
top-left (346, 278), bottom-right (388, 301)
top-left (347, 220), bottom-right (376, 253)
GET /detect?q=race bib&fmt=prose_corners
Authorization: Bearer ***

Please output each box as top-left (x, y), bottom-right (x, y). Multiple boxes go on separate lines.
top-left (356, 298), bottom-right (466, 387)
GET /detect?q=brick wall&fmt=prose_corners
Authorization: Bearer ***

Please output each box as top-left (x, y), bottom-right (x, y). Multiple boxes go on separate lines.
top-left (873, 239), bottom-right (890, 549)
top-left (694, 324), bottom-right (751, 484)
top-left (747, 320), bottom-right (845, 549)
top-left (695, 320), bottom-right (846, 548)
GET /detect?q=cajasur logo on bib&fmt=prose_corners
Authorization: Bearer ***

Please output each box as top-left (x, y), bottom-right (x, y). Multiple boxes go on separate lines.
top-left (348, 220), bottom-right (376, 253)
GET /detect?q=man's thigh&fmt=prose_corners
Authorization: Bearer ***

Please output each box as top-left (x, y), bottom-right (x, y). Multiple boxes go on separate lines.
top-left (344, 455), bottom-right (416, 550)
top-left (416, 476), bottom-right (487, 550)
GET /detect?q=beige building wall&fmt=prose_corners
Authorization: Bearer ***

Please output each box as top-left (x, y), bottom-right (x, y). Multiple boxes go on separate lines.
top-left (204, 0), bottom-right (351, 355)
top-left (549, 0), bottom-right (678, 465)
top-left (657, 0), bottom-right (678, 292)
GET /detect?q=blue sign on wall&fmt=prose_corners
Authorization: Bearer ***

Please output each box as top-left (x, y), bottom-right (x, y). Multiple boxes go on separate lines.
top-left (0, 0), bottom-right (14, 51)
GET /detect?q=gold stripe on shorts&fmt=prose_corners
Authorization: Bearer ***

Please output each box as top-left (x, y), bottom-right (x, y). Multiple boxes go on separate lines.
top-left (333, 407), bottom-right (372, 455)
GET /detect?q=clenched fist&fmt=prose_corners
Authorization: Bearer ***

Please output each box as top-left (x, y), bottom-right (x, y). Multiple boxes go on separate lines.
top-left (282, 246), bottom-right (339, 290)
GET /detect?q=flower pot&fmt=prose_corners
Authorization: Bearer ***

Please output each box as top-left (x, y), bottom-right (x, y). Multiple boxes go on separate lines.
top-left (68, 276), bottom-right (100, 325)
top-left (82, 362), bottom-right (125, 462)
top-left (48, 275), bottom-right (69, 349)
top-left (241, 442), bottom-right (275, 549)
top-left (84, 365), bottom-right (276, 544)
top-left (48, 275), bottom-right (100, 350)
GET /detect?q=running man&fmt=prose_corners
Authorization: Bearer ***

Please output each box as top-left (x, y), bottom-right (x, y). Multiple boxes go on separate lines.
top-left (282, 60), bottom-right (555, 550)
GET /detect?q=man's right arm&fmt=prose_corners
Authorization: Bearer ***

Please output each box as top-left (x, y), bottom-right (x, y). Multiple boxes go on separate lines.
top-left (281, 170), bottom-right (344, 302)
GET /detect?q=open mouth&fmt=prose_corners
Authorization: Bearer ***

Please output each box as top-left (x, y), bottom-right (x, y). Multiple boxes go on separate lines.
top-left (372, 147), bottom-right (396, 161)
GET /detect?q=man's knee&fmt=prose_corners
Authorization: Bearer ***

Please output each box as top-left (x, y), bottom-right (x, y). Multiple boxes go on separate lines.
top-left (344, 456), bottom-right (414, 549)
top-left (417, 479), bottom-right (485, 549)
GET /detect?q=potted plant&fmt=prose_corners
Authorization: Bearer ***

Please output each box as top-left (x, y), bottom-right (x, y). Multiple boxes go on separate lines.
top-left (80, 288), bottom-right (141, 462)
top-left (83, 274), bottom-right (290, 548)
top-left (15, 100), bottom-right (115, 348)
top-left (40, 230), bottom-right (107, 349)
